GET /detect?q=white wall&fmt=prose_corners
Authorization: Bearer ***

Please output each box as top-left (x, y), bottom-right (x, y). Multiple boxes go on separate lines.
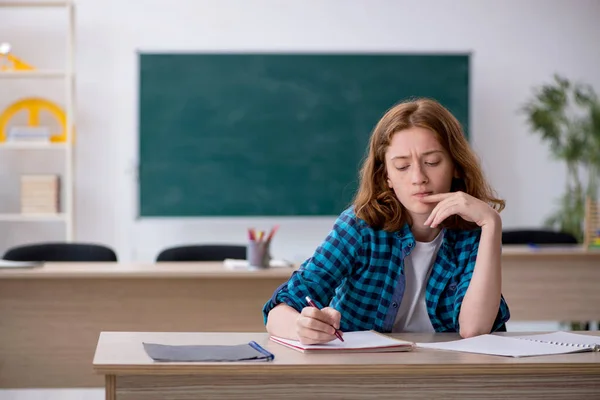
top-left (1, 0), bottom-right (599, 262)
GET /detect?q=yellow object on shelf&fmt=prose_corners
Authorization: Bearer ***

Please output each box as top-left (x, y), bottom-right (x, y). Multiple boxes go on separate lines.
top-left (0, 98), bottom-right (72, 143)
top-left (0, 43), bottom-right (35, 71)
top-left (584, 196), bottom-right (600, 250)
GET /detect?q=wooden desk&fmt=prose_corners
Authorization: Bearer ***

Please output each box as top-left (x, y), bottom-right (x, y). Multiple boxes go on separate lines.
top-left (93, 331), bottom-right (600, 400)
top-left (500, 246), bottom-right (600, 320)
top-left (1, 247), bottom-right (599, 388)
top-left (0, 262), bottom-right (292, 388)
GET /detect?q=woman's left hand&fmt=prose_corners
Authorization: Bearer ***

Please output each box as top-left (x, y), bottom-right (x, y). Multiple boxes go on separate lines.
top-left (421, 191), bottom-right (499, 228)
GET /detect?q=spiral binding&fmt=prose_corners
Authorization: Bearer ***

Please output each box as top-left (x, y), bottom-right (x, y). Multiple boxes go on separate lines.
top-left (521, 338), bottom-right (600, 352)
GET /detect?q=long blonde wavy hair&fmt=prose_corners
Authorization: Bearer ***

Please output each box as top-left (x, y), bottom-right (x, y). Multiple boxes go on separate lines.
top-left (353, 98), bottom-right (505, 232)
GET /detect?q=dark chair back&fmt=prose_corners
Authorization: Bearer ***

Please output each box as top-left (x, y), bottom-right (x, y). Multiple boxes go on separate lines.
top-left (501, 230), bottom-right (578, 245)
top-left (156, 244), bottom-right (247, 262)
top-left (3, 242), bottom-right (118, 262)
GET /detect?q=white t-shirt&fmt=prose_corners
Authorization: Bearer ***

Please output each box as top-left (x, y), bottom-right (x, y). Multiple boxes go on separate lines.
top-left (393, 231), bottom-right (444, 333)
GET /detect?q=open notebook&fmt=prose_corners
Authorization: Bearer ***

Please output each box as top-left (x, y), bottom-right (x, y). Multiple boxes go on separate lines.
top-left (417, 331), bottom-right (600, 357)
top-left (270, 330), bottom-right (414, 353)
top-left (0, 259), bottom-right (43, 268)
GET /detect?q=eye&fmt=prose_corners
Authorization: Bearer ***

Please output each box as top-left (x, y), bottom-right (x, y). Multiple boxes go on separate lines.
top-left (425, 161), bottom-right (441, 167)
top-left (395, 165), bottom-right (409, 171)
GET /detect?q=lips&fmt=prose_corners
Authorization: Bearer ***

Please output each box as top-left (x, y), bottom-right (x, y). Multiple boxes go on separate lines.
top-left (413, 191), bottom-right (433, 198)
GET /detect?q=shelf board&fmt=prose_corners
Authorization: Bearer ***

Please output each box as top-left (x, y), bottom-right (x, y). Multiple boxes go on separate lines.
top-left (0, 142), bottom-right (68, 150)
top-left (0, 213), bottom-right (66, 222)
top-left (0, 2), bottom-right (72, 7)
top-left (0, 70), bottom-right (70, 79)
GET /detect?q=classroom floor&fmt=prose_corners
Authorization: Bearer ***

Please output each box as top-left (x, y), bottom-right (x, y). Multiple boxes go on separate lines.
top-left (0, 322), bottom-right (583, 400)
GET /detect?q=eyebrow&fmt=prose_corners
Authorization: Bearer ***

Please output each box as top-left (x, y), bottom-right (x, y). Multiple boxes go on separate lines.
top-left (391, 150), bottom-right (444, 160)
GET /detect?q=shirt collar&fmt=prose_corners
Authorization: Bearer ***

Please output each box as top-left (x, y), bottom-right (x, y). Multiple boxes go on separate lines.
top-left (394, 223), bottom-right (458, 257)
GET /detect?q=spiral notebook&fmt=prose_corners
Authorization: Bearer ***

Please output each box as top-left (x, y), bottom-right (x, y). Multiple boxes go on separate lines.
top-left (270, 330), bottom-right (415, 353)
top-left (417, 331), bottom-right (600, 357)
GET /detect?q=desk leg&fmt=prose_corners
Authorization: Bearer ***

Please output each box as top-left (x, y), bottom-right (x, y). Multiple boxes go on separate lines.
top-left (106, 375), bottom-right (116, 400)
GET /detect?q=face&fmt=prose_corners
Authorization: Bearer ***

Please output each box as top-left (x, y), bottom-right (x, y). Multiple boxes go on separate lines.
top-left (385, 126), bottom-right (456, 219)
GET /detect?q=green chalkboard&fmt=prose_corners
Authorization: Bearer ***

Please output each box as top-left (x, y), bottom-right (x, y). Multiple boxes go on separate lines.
top-left (139, 53), bottom-right (469, 217)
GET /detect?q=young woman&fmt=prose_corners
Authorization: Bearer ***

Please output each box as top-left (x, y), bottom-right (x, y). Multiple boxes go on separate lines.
top-left (263, 98), bottom-right (510, 344)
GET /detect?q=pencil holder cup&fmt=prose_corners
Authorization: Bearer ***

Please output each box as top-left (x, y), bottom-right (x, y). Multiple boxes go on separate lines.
top-left (247, 241), bottom-right (271, 269)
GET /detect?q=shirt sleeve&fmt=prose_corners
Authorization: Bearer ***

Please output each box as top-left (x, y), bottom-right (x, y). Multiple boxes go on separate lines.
top-left (452, 235), bottom-right (511, 332)
top-left (262, 210), bottom-right (363, 325)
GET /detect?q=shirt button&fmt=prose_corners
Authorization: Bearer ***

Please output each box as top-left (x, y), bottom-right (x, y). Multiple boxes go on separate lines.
top-left (392, 302), bottom-right (398, 308)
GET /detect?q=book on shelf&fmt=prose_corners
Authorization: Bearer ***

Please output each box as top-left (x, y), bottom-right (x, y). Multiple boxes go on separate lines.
top-left (7, 126), bottom-right (51, 143)
top-left (20, 174), bottom-right (60, 214)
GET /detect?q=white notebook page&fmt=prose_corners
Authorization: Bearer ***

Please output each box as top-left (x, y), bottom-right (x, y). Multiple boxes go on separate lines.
top-left (271, 331), bottom-right (413, 351)
top-left (417, 334), bottom-right (595, 357)
top-left (0, 259), bottom-right (43, 268)
top-left (514, 331), bottom-right (600, 347)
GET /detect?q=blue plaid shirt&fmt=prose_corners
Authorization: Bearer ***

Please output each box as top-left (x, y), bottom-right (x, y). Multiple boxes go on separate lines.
top-left (263, 207), bottom-right (510, 333)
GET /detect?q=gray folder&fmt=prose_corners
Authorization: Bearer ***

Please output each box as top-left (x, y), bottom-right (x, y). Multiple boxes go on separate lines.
top-left (143, 341), bottom-right (274, 362)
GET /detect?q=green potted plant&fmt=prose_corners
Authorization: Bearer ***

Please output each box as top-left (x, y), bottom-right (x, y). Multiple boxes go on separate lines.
top-left (521, 74), bottom-right (600, 242)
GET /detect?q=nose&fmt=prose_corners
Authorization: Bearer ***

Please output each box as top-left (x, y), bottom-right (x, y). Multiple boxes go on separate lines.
top-left (411, 164), bottom-right (428, 185)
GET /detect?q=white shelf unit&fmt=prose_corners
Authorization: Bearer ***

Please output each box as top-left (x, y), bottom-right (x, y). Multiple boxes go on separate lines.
top-left (0, 70), bottom-right (69, 78)
top-left (0, 2), bottom-right (71, 6)
top-left (0, 213), bottom-right (67, 221)
top-left (0, 142), bottom-right (68, 149)
top-left (0, 1), bottom-right (76, 241)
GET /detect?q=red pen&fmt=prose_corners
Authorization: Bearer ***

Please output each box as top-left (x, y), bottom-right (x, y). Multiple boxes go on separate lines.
top-left (305, 296), bottom-right (344, 342)
top-left (265, 225), bottom-right (279, 243)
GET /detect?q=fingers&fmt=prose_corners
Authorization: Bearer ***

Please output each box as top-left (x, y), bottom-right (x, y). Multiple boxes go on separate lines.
top-left (296, 307), bottom-right (340, 345)
top-left (428, 204), bottom-right (458, 228)
top-left (423, 202), bottom-right (440, 226)
top-left (296, 319), bottom-right (337, 344)
top-left (424, 197), bottom-right (454, 226)
top-left (423, 192), bottom-right (469, 226)
top-left (321, 307), bottom-right (342, 330)
top-left (419, 192), bottom-right (454, 203)
top-left (423, 192), bottom-right (480, 227)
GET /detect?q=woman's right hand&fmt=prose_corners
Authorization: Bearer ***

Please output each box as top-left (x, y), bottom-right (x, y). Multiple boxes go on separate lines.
top-left (296, 306), bottom-right (343, 345)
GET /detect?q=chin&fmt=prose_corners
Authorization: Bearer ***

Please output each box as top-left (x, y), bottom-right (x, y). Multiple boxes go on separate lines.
top-left (405, 202), bottom-right (435, 215)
